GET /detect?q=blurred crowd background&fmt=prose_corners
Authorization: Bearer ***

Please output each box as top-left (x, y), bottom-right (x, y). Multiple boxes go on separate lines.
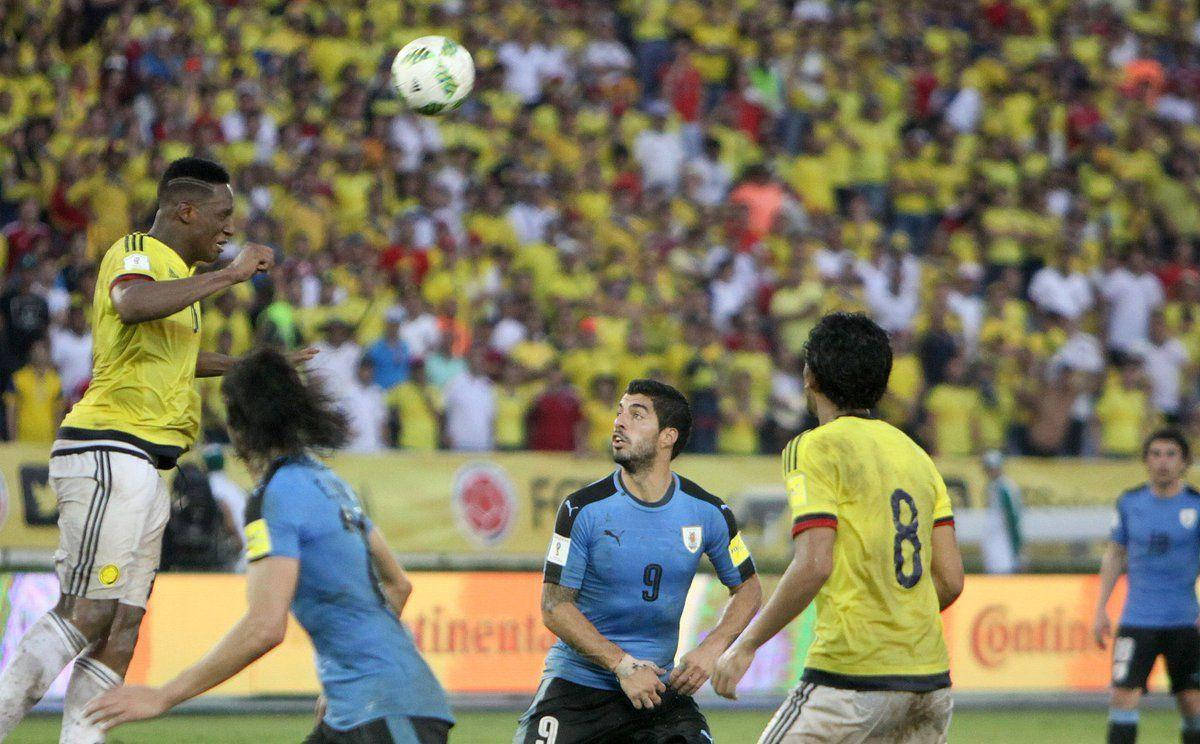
top-left (2, 0), bottom-right (1200, 460)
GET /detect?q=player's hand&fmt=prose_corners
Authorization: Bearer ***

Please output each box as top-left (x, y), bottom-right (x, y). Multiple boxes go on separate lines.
top-left (615, 655), bottom-right (667, 710)
top-left (287, 346), bottom-right (319, 368)
top-left (1093, 611), bottom-right (1113, 649)
top-left (669, 642), bottom-right (722, 696)
top-left (224, 243), bottom-right (275, 283)
top-left (314, 693), bottom-right (327, 726)
top-left (85, 685), bottom-right (171, 729)
top-left (712, 643), bottom-right (755, 700)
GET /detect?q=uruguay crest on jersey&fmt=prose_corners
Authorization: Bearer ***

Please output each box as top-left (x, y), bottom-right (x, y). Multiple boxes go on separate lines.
top-left (682, 525), bottom-right (702, 553)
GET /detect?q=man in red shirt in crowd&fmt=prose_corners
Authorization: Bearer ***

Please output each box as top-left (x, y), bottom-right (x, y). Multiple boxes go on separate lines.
top-left (528, 364), bottom-right (584, 451)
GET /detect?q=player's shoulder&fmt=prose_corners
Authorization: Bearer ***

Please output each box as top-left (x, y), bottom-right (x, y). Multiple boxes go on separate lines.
top-left (677, 474), bottom-right (738, 532)
top-left (1183, 484), bottom-right (1200, 500)
top-left (560, 473), bottom-right (621, 515)
top-left (1116, 483), bottom-right (1150, 505)
top-left (255, 458), bottom-right (324, 509)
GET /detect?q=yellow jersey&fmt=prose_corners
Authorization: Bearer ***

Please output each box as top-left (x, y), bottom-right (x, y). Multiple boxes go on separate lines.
top-left (783, 416), bottom-right (954, 691)
top-left (60, 233), bottom-right (202, 467)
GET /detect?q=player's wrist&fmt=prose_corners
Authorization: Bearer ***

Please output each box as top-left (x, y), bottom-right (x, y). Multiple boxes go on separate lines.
top-left (614, 653), bottom-right (641, 678)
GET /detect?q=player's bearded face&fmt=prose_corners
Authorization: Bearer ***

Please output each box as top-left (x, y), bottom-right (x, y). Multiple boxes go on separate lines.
top-left (612, 427), bottom-right (656, 471)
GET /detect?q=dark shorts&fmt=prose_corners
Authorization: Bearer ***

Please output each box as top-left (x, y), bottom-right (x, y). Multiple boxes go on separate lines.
top-left (1112, 625), bottom-right (1200, 693)
top-left (303, 716), bottom-right (451, 744)
top-left (513, 677), bottom-right (712, 744)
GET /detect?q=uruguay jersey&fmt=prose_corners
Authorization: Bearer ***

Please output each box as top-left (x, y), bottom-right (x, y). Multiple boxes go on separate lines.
top-left (244, 456), bottom-right (453, 730)
top-left (61, 232), bottom-right (202, 467)
top-left (784, 416), bottom-right (954, 691)
top-left (541, 470), bottom-right (756, 690)
top-left (1111, 483), bottom-right (1200, 628)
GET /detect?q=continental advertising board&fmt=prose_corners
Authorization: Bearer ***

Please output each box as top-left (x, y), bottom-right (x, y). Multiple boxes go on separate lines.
top-left (0, 573), bottom-right (1164, 698)
top-left (0, 445), bottom-right (1158, 565)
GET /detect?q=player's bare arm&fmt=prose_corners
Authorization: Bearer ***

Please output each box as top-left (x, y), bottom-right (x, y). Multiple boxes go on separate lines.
top-left (195, 346), bottom-right (318, 378)
top-left (931, 523), bottom-right (965, 611)
top-left (712, 527), bottom-right (835, 699)
top-left (367, 527), bottom-right (414, 618)
top-left (1093, 541), bottom-right (1128, 648)
top-left (110, 243), bottom-right (273, 325)
top-left (85, 556), bottom-right (298, 730)
top-left (669, 575), bottom-right (762, 696)
top-left (540, 581), bottom-right (667, 709)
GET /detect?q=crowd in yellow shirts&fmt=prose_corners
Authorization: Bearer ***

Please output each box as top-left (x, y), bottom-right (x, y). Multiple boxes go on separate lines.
top-left (1, 0), bottom-right (1199, 457)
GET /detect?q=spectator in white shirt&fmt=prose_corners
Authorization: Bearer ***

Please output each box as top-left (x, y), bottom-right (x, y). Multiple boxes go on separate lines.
top-left (490, 298), bottom-right (528, 354)
top-left (684, 137), bottom-right (731, 207)
top-left (400, 295), bottom-right (441, 359)
top-left (633, 104), bottom-right (686, 193)
top-left (203, 445), bottom-right (247, 571)
top-left (507, 182), bottom-right (558, 245)
top-left (1131, 311), bottom-right (1193, 421)
top-left (496, 27), bottom-right (554, 104)
top-left (1098, 248), bottom-right (1165, 354)
top-left (1028, 249), bottom-right (1093, 320)
top-left (309, 319), bottom-right (363, 404)
top-left (443, 346), bottom-right (497, 451)
top-left (581, 16), bottom-right (633, 85)
top-left (49, 305), bottom-right (92, 404)
top-left (341, 358), bottom-right (388, 453)
top-left (219, 83), bottom-right (278, 162)
top-left (709, 255), bottom-right (759, 331)
top-left (862, 252), bottom-right (920, 333)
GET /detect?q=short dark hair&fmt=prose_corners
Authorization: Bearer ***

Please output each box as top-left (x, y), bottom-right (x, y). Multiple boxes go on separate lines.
top-left (222, 347), bottom-right (349, 461)
top-left (1143, 428), bottom-right (1191, 461)
top-left (157, 156), bottom-right (230, 206)
top-left (625, 379), bottom-right (692, 459)
top-left (802, 312), bottom-right (893, 411)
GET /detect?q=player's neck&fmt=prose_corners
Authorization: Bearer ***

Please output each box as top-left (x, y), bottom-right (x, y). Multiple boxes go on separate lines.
top-left (618, 464), bottom-right (673, 505)
top-left (146, 216), bottom-right (195, 265)
top-left (813, 395), bottom-right (866, 426)
top-left (1150, 479), bottom-right (1185, 498)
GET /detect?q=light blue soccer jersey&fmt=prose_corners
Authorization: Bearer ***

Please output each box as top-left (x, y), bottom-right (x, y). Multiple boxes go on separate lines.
top-left (541, 470), bottom-right (756, 690)
top-left (245, 456), bottom-right (453, 730)
top-left (1111, 483), bottom-right (1200, 628)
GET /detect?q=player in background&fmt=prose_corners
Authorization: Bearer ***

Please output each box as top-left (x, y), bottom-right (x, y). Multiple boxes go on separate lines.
top-left (0, 157), bottom-right (313, 743)
top-left (713, 312), bottom-right (964, 744)
top-left (515, 379), bottom-right (762, 744)
top-left (86, 348), bottom-right (453, 743)
top-left (1093, 429), bottom-right (1200, 744)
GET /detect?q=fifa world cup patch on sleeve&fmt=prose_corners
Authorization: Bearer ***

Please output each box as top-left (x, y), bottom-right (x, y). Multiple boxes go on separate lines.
top-left (547, 534), bottom-right (571, 566)
top-left (786, 473), bottom-right (807, 512)
top-left (123, 253), bottom-right (152, 273)
top-left (244, 519), bottom-right (272, 561)
top-left (728, 532), bottom-right (750, 565)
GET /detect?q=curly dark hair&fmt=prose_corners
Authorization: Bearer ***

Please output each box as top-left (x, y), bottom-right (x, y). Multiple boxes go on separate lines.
top-left (221, 347), bottom-right (349, 464)
top-left (625, 378), bottom-right (692, 459)
top-left (802, 312), bottom-right (893, 412)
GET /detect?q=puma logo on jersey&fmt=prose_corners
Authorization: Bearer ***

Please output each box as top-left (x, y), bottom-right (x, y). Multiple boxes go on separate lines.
top-left (603, 529), bottom-right (623, 545)
top-left (564, 501), bottom-right (580, 517)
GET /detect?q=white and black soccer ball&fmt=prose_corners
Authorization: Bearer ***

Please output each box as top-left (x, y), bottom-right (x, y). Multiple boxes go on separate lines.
top-left (391, 35), bottom-right (475, 115)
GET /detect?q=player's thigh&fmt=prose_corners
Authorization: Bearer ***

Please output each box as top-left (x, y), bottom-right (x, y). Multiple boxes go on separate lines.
top-left (1161, 626), bottom-right (1200, 695)
top-left (514, 677), bottom-right (627, 744)
top-left (120, 470), bottom-right (170, 609)
top-left (622, 691), bottom-right (711, 744)
top-left (1112, 626), bottom-right (1161, 692)
top-left (759, 683), bottom-right (875, 744)
top-left (883, 689), bottom-right (953, 744)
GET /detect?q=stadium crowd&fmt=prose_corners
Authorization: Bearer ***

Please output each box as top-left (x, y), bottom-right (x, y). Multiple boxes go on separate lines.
top-left (1, 0), bottom-right (1200, 459)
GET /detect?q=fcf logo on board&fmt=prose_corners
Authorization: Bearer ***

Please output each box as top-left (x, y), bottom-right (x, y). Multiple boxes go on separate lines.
top-left (453, 463), bottom-right (518, 546)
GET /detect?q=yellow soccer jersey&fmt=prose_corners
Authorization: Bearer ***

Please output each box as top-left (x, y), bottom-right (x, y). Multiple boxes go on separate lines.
top-left (783, 416), bottom-right (954, 690)
top-left (60, 233), bottom-right (202, 467)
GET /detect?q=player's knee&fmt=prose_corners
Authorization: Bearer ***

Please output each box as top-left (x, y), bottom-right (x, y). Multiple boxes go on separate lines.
top-left (53, 595), bottom-right (118, 644)
top-left (1111, 687), bottom-right (1142, 710)
top-left (90, 605), bottom-right (146, 675)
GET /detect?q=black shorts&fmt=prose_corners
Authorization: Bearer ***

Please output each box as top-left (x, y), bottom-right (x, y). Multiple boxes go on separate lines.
top-left (513, 677), bottom-right (712, 744)
top-left (303, 716), bottom-right (451, 744)
top-left (1112, 625), bottom-right (1200, 693)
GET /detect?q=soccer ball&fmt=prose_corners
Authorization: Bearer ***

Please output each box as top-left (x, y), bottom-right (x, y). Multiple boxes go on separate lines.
top-left (391, 36), bottom-right (475, 115)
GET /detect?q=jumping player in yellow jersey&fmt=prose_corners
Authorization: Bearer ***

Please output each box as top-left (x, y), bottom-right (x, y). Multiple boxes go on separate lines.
top-left (713, 313), bottom-right (965, 744)
top-left (0, 157), bottom-right (314, 744)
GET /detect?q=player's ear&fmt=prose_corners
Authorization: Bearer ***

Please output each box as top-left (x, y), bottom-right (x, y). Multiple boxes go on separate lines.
top-left (175, 200), bottom-right (196, 224)
top-left (659, 427), bottom-right (678, 453)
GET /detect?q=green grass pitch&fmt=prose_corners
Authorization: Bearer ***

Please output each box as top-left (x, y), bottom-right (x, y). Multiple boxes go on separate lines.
top-left (7, 709), bottom-right (1184, 742)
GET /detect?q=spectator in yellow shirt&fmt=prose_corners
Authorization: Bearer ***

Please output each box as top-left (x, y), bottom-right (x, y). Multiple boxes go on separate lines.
top-left (1094, 361), bottom-right (1152, 458)
top-left (923, 354), bottom-right (983, 456)
top-left (494, 362), bottom-right (534, 451)
top-left (717, 368), bottom-right (764, 455)
top-left (388, 359), bottom-right (442, 451)
top-left (583, 374), bottom-right (619, 455)
top-left (5, 340), bottom-right (62, 443)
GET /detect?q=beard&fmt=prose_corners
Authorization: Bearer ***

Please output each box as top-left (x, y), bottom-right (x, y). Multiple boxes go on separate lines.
top-left (612, 436), bottom-right (656, 474)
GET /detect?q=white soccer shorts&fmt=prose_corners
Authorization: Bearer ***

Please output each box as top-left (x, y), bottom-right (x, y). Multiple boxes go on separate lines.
top-left (49, 442), bottom-right (169, 609)
top-left (758, 682), bottom-right (953, 744)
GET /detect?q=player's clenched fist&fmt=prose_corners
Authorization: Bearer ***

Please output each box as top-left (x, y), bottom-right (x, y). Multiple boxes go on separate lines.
top-left (223, 242), bottom-right (274, 283)
top-left (712, 643), bottom-right (754, 700)
top-left (669, 642), bottom-right (722, 696)
top-left (615, 654), bottom-right (666, 709)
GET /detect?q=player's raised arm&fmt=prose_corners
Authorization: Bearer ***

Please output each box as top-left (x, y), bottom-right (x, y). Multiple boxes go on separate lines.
top-left (111, 243), bottom-right (272, 325)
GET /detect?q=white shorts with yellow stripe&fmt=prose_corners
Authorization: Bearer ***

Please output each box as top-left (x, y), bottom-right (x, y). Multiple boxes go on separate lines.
top-left (49, 440), bottom-right (169, 608)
